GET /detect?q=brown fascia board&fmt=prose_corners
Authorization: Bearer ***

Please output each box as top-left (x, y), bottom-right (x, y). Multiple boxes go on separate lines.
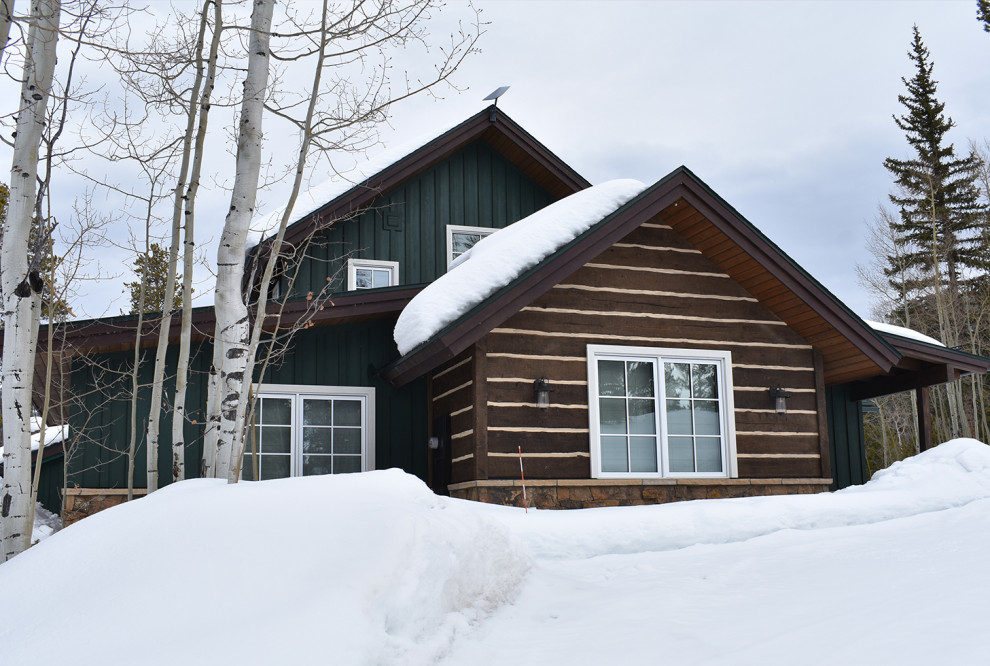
top-left (42, 287), bottom-right (421, 355)
top-left (846, 333), bottom-right (990, 401)
top-left (883, 333), bottom-right (990, 375)
top-left (258, 286), bottom-right (420, 331)
top-left (36, 307), bottom-right (219, 354)
top-left (670, 168), bottom-right (902, 374)
top-left (270, 106), bottom-right (590, 253)
top-left (383, 167), bottom-right (905, 388)
top-left (478, 116), bottom-right (591, 198)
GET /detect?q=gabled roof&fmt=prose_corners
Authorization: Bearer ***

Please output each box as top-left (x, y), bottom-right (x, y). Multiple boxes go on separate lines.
top-left (382, 167), bottom-right (986, 389)
top-left (43, 104), bottom-right (591, 356)
top-left (255, 105), bottom-right (591, 255)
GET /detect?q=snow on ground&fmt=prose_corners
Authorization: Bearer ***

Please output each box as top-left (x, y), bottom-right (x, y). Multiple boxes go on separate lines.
top-left (0, 469), bottom-right (529, 666)
top-left (394, 179), bottom-right (647, 354)
top-left (866, 319), bottom-right (945, 346)
top-left (2, 440), bottom-right (990, 665)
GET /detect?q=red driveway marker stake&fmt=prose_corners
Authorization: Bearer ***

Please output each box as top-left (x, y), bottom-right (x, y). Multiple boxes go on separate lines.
top-left (518, 445), bottom-right (529, 514)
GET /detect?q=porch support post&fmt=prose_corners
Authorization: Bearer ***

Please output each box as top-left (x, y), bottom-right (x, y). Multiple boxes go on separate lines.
top-left (916, 386), bottom-right (933, 452)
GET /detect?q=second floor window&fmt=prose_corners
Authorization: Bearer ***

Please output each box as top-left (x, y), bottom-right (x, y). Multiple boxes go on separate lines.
top-left (347, 259), bottom-right (399, 291)
top-left (446, 225), bottom-right (495, 267)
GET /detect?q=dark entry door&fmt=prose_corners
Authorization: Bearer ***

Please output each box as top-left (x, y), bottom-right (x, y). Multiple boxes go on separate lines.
top-left (430, 414), bottom-right (452, 495)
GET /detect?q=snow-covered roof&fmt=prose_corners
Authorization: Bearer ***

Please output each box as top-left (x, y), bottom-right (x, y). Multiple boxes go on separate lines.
top-left (393, 179), bottom-right (648, 355)
top-left (866, 320), bottom-right (944, 347)
top-left (0, 424), bottom-right (69, 457)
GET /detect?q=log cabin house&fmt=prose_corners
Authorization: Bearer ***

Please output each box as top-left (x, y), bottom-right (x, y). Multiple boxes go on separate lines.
top-left (29, 105), bottom-right (990, 519)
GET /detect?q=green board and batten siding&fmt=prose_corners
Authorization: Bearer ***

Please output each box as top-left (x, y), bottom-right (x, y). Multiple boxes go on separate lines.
top-left (260, 319), bottom-right (430, 480)
top-left (826, 384), bottom-right (867, 489)
top-left (63, 138), bottom-right (555, 493)
top-left (68, 343), bottom-right (212, 490)
top-left (282, 139), bottom-right (554, 297)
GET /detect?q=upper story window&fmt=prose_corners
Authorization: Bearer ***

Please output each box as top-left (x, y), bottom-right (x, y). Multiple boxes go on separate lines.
top-left (587, 345), bottom-right (737, 479)
top-left (244, 384), bottom-right (375, 481)
top-left (446, 225), bottom-right (495, 267)
top-left (347, 259), bottom-right (399, 291)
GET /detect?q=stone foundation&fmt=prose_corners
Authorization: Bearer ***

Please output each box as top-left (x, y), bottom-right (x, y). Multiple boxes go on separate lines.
top-left (63, 488), bottom-right (147, 526)
top-left (448, 478), bottom-right (833, 509)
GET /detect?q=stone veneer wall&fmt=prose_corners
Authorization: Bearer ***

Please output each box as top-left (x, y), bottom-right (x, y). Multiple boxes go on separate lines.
top-left (448, 478), bottom-right (832, 509)
top-left (62, 488), bottom-right (147, 526)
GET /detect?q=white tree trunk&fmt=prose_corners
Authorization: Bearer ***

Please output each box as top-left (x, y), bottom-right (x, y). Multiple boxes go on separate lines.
top-left (209, 0), bottom-right (274, 480)
top-left (172, 0), bottom-right (222, 484)
top-left (0, 1), bottom-right (15, 59)
top-left (1, 0), bottom-right (60, 562)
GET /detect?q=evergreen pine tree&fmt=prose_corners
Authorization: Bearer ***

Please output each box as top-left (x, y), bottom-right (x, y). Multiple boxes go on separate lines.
top-left (124, 243), bottom-right (185, 314)
top-left (979, 0), bottom-right (990, 33)
top-left (882, 26), bottom-right (985, 306)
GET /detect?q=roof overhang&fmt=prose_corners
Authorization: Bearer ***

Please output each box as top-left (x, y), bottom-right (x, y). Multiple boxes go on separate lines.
top-left (382, 168), bottom-right (905, 388)
top-left (848, 333), bottom-right (990, 401)
top-left (36, 286), bottom-right (423, 357)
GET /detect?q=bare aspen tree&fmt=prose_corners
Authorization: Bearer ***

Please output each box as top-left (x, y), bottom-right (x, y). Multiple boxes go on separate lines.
top-left (0, 1), bottom-right (14, 58)
top-left (206, 0), bottom-right (275, 480)
top-left (171, 0), bottom-right (223, 484)
top-left (205, 0), bottom-right (481, 479)
top-left (1, 0), bottom-right (61, 562)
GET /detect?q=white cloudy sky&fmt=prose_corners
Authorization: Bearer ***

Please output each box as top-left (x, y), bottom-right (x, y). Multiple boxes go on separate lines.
top-left (6, 0), bottom-right (990, 321)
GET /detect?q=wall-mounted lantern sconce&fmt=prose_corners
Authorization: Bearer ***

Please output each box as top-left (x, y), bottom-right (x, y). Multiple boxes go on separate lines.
top-left (534, 377), bottom-right (552, 410)
top-left (769, 385), bottom-right (791, 415)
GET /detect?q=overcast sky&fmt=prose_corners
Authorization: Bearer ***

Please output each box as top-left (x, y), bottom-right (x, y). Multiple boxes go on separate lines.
top-left (8, 0), bottom-right (990, 322)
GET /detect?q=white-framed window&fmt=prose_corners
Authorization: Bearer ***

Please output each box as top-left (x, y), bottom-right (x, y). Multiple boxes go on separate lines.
top-left (346, 259), bottom-right (399, 291)
top-left (587, 345), bottom-right (737, 479)
top-left (243, 384), bottom-right (375, 481)
top-left (446, 224), bottom-right (495, 267)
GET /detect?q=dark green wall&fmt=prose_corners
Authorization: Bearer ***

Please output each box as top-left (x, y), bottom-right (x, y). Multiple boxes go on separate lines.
top-left (260, 318), bottom-right (428, 479)
top-left (826, 384), bottom-right (868, 490)
top-left (67, 342), bottom-right (212, 490)
top-left (62, 138), bottom-right (557, 500)
top-left (281, 138), bottom-right (555, 298)
top-left (36, 453), bottom-right (64, 514)
top-left (66, 318), bottom-right (427, 492)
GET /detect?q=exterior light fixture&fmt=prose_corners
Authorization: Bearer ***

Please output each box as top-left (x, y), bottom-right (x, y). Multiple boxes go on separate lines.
top-left (533, 377), bottom-right (552, 410)
top-left (769, 385), bottom-right (791, 415)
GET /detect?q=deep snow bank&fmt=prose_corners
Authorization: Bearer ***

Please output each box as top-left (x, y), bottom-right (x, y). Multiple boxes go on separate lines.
top-left (0, 470), bottom-right (530, 665)
top-left (470, 438), bottom-right (990, 560)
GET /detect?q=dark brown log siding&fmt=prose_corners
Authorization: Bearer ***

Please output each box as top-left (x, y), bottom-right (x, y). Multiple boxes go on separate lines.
top-left (474, 217), bottom-right (826, 482)
top-left (430, 348), bottom-right (476, 483)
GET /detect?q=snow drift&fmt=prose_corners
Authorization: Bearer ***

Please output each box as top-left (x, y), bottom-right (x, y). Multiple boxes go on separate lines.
top-left (0, 470), bottom-right (530, 665)
top-left (3, 440), bottom-right (990, 665)
top-left (471, 438), bottom-right (990, 560)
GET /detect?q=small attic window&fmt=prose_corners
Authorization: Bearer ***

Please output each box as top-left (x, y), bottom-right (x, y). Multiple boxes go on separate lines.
top-left (347, 259), bottom-right (399, 291)
top-left (446, 225), bottom-right (494, 267)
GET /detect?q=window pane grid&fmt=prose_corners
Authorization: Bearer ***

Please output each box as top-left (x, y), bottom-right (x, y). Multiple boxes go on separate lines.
top-left (348, 260), bottom-right (397, 291)
top-left (663, 361), bottom-right (724, 474)
top-left (301, 398), bottom-right (363, 476)
top-left (596, 359), bottom-right (658, 474)
top-left (247, 391), bottom-right (369, 480)
top-left (591, 348), bottom-right (732, 479)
